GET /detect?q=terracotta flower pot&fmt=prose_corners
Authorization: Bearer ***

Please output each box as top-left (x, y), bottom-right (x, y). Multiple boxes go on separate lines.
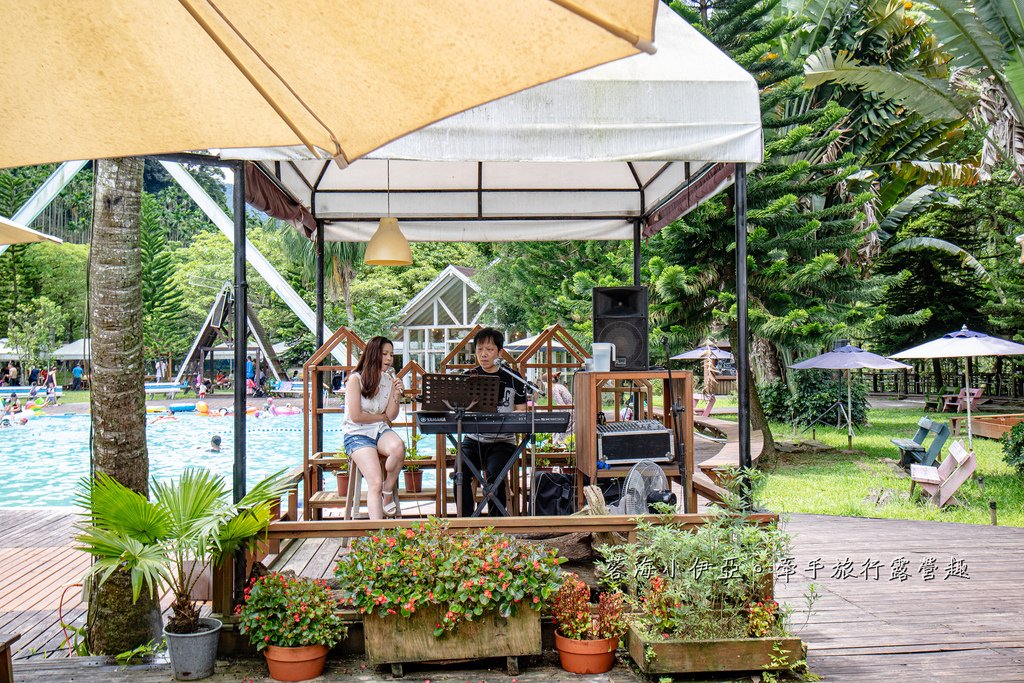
top-left (403, 469), bottom-right (423, 493)
top-left (263, 644), bottom-right (329, 682)
top-left (554, 632), bottom-right (618, 674)
top-left (336, 472), bottom-right (350, 497)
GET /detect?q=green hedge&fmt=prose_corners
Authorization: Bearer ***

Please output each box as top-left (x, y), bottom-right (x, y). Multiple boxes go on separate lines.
top-left (759, 370), bottom-right (868, 427)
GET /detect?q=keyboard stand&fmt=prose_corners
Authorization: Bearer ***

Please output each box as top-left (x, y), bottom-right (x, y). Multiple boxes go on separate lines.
top-left (443, 429), bottom-right (529, 517)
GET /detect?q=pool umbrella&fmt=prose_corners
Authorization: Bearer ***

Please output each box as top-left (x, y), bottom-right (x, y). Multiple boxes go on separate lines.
top-left (891, 326), bottom-right (1024, 450)
top-left (0, 1), bottom-right (659, 168)
top-left (791, 345), bottom-right (911, 449)
top-left (671, 344), bottom-right (734, 361)
top-left (0, 216), bottom-right (61, 245)
top-left (673, 344), bottom-right (733, 394)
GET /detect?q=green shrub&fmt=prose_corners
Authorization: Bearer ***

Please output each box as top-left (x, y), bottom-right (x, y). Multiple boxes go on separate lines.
top-left (1001, 422), bottom-right (1024, 475)
top-left (758, 370), bottom-right (868, 427)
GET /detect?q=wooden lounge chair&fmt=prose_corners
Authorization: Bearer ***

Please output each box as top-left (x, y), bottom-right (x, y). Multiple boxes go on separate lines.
top-left (910, 440), bottom-right (977, 507)
top-left (891, 417), bottom-right (949, 468)
top-left (923, 385), bottom-right (957, 412)
top-left (0, 632), bottom-right (19, 683)
top-left (692, 392), bottom-right (716, 418)
top-left (942, 387), bottom-right (984, 413)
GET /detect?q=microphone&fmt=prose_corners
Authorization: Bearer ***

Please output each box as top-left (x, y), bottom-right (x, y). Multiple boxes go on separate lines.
top-left (496, 359), bottom-right (544, 396)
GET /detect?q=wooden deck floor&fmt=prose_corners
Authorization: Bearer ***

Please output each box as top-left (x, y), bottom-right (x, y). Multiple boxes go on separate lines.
top-left (3, 509), bottom-right (1023, 681)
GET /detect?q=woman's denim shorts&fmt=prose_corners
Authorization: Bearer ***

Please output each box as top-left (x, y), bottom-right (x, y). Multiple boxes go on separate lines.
top-left (343, 428), bottom-right (396, 456)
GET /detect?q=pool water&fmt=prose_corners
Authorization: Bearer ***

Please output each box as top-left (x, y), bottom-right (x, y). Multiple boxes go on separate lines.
top-left (0, 412), bottom-right (433, 508)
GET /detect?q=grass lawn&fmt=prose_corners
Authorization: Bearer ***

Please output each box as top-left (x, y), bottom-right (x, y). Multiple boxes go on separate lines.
top-left (758, 406), bottom-right (1024, 527)
top-left (59, 390), bottom-right (90, 404)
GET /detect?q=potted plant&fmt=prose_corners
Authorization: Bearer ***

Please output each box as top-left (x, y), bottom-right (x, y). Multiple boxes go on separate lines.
top-left (333, 455), bottom-right (350, 496)
top-left (596, 472), bottom-right (808, 676)
top-left (333, 519), bottom-right (562, 669)
top-left (76, 468), bottom-right (292, 681)
top-left (236, 572), bottom-right (347, 681)
top-left (403, 435), bottom-right (427, 493)
top-left (549, 573), bottom-right (627, 674)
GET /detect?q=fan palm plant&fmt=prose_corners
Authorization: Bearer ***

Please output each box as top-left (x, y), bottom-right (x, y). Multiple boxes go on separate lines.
top-left (76, 467), bottom-right (293, 634)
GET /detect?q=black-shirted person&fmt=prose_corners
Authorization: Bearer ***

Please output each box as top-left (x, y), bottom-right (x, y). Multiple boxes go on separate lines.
top-left (459, 327), bottom-right (527, 517)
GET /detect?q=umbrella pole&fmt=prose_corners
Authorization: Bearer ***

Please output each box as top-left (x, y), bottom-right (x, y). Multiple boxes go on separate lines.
top-left (847, 369), bottom-right (853, 450)
top-left (965, 357), bottom-right (973, 451)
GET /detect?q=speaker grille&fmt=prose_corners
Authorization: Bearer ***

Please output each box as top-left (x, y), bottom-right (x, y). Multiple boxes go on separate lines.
top-left (594, 319), bottom-right (648, 370)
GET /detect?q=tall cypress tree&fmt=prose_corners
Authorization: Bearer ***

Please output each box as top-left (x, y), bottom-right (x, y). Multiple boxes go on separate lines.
top-left (140, 193), bottom-right (188, 364)
top-left (650, 0), bottom-right (893, 454)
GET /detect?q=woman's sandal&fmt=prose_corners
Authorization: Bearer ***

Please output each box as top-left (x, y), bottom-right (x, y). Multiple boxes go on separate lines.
top-left (382, 490), bottom-right (399, 516)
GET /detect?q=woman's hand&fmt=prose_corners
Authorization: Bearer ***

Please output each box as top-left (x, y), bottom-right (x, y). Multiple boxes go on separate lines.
top-left (391, 376), bottom-right (404, 395)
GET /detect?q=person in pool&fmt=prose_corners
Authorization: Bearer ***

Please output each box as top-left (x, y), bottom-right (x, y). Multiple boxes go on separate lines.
top-left (209, 435), bottom-right (222, 453)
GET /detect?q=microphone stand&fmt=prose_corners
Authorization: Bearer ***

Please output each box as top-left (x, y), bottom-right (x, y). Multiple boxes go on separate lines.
top-left (662, 337), bottom-right (691, 513)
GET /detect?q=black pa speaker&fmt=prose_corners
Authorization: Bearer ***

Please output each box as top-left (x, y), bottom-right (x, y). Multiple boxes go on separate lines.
top-left (593, 286), bottom-right (649, 370)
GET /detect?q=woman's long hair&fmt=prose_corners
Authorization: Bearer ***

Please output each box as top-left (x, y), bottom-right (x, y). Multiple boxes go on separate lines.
top-left (353, 336), bottom-right (393, 399)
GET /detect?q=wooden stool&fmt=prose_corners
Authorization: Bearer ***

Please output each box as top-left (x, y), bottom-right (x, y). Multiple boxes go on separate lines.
top-left (344, 453), bottom-right (401, 520)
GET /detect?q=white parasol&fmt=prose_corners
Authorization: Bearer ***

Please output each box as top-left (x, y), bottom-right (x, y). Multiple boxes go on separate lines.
top-left (891, 326), bottom-right (1024, 450)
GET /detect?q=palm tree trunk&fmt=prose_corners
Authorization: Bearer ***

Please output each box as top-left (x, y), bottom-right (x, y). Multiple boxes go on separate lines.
top-left (86, 157), bottom-right (160, 654)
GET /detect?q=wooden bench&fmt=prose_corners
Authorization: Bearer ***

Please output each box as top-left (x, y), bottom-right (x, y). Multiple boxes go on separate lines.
top-left (0, 633), bottom-right (20, 683)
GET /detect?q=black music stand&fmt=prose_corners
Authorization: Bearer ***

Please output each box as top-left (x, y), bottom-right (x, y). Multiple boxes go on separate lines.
top-left (420, 374), bottom-right (500, 517)
top-left (420, 373), bottom-right (500, 413)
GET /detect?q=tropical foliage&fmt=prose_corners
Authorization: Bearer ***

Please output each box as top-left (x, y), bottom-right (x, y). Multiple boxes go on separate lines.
top-left (75, 468), bottom-right (292, 634)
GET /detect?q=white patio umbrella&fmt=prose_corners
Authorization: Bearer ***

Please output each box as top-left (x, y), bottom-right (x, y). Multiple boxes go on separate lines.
top-left (0, 216), bottom-right (61, 245)
top-left (791, 345), bottom-right (911, 449)
top-left (505, 334), bottom-right (567, 353)
top-left (891, 326), bottom-right (1024, 450)
top-left (671, 344), bottom-right (734, 361)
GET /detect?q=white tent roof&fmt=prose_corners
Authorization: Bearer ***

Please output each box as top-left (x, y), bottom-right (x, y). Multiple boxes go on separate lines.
top-left (0, 339), bottom-right (18, 362)
top-left (506, 334), bottom-right (568, 353)
top-left (245, 4), bottom-right (761, 243)
top-left (53, 338), bottom-right (90, 361)
top-left (209, 341), bottom-right (291, 361)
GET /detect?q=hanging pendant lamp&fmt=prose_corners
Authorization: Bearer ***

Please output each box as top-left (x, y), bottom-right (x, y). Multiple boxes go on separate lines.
top-left (365, 161), bottom-right (413, 266)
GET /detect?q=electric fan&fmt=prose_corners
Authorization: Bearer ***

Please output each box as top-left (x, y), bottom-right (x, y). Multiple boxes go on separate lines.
top-left (613, 460), bottom-right (672, 515)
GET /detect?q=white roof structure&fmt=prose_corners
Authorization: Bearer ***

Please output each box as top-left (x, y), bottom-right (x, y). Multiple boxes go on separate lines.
top-left (208, 342), bottom-right (291, 361)
top-left (52, 338), bottom-right (91, 361)
top-left (0, 339), bottom-right (18, 362)
top-left (245, 3), bottom-right (761, 243)
top-left (396, 265), bottom-right (496, 372)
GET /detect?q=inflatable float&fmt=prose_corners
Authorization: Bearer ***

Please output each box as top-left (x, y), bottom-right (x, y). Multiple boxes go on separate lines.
top-left (168, 404), bottom-right (196, 413)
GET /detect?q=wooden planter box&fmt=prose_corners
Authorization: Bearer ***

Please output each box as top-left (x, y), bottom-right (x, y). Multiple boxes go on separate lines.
top-left (363, 605), bottom-right (541, 668)
top-left (628, 626), bottom-right (804, 675)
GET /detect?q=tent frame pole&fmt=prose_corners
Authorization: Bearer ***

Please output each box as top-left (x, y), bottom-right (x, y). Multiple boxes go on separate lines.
top-left (735, 165), bottom-right (752, 508)
top-left (232, 160), bottom-right (248, 605)
top-left (633, 219), bottom-right (642, 286)
top-left (315, 220), bottom-right (325, 450)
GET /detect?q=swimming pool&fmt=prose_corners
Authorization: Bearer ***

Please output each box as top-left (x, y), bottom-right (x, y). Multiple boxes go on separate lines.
top-left (0, 413), bottom-right (430, 508)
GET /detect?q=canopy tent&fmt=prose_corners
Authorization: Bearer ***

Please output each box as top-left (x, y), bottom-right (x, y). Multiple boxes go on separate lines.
top-left (52, 338), bottom-right (91, 361)
top-left (209, 342), bottom-right (291, 361)
top-left (0, 1), bottom-right (658, 169)
top-left (791, 345), bottom-right (910, 449)
top-left (243, 3), bottom-right (761, 244)
top-left (506, 334), bottom-right (568, 353)
top-left (0, 339), bottom-right (18, 362)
